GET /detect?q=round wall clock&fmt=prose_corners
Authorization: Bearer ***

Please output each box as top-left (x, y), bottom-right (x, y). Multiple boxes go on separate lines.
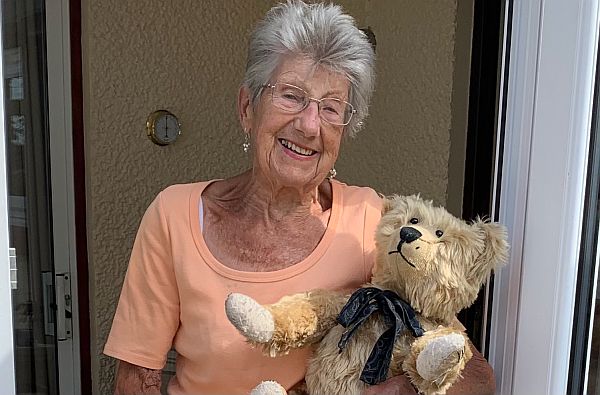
top-left (146, 110), bottom-right (181, 146)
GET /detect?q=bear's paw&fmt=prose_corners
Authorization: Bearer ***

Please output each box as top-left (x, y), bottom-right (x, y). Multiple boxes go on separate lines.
top-left (250, 380), bottom-right (287, 395)
top-left (416, 333), bottom-right (465, 383)
top-left (225, 293), bottom-right (275, 343)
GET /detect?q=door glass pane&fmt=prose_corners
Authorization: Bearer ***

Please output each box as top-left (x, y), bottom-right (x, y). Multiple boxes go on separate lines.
top-left (2, 1), bottom-right (58, 394)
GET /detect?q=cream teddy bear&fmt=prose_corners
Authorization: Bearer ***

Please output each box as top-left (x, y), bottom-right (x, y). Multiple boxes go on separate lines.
top-left (225, 195), bottom-right (508, 395)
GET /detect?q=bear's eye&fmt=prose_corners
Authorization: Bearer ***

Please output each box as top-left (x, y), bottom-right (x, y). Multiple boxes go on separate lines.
top-left (410, 218), bottom-right (419, 225)
top-left (435, 230), bottom-right (444, 238)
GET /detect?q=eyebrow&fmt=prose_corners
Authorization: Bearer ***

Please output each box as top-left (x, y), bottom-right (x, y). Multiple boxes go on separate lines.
top-left (277, 80), bottom-right (348, 100)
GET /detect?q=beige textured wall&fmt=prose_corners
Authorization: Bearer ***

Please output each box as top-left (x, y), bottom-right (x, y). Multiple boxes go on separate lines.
top-left (337, 1), bottom-right (458, 204)
top-left (82, 1), bottom-right (466, 393)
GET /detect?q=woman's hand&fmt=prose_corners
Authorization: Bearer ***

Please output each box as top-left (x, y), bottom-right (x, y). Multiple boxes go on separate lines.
top-left (362, 343), bottom-right (495, 395)
top-left (363, 375), bottom-right (417, 395)
top-left (114, 360), bottom-right (161, 395)
top-left (444, 344), bottom-right (495, 395)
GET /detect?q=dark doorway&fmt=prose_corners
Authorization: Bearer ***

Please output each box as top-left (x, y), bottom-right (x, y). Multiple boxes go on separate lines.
top-left (459, 0), bottom-right (510, 352)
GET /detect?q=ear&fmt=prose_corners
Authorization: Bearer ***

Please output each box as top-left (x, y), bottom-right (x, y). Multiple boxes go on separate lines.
top-left (381, 194), bottom-right (427, 215)
top-left (468, 220), bottom-right (509, 285)
top-left (238, 85), bottom-right (254, 132)
top-left (381, 196), bottom-right (395, 215)
top-left (381, 195), bottom-right (409, 215)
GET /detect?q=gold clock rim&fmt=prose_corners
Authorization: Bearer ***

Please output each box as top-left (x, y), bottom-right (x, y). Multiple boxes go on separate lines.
top-left (146, 109), bottom-right (181, 146)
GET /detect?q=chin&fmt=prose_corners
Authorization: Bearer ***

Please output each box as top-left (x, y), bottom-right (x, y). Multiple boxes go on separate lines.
top-left (272, 170), bottom-right (324, 189)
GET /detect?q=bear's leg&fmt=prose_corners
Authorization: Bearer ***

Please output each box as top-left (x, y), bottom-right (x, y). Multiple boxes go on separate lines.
top-left (402, 328), bottom-right (472, 395)
top-left (226, 290), bottom-right (348, 356)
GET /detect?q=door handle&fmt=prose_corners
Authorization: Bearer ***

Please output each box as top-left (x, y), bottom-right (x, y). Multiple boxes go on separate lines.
top-left (9, 248), bottom-right (16, 289)
top-left (55, 273), bottom-right (72, 341)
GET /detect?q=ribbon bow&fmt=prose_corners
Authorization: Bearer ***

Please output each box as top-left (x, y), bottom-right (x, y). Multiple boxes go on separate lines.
top-left (337, 287), bottom-right (424, 385)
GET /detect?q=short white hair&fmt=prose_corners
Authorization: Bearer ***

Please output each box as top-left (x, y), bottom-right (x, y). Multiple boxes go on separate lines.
top-left (243, 0), bottom-right (376, 137)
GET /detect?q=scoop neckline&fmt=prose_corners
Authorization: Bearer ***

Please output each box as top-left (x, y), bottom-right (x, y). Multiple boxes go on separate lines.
top-left (189, 179), bottom-right (343, 282)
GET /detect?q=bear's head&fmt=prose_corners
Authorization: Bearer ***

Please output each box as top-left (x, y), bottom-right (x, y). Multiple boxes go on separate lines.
top-left (372, 195), bottom-right (509, 324)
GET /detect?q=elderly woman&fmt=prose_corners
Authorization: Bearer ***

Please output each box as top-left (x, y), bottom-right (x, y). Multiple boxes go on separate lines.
top-left (104, 1), bottom-right (495, 394)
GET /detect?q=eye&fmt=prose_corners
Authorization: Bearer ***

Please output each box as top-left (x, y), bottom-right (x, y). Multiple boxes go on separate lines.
top-left (281, 91), bottom-right (303, 103)
top-left (320, 99), bottom-right (343, 115)
top-left (276, 84), bottom-right (306, 105)
top-left (321, 105), bottom-right (340, 115)
top-left (409, 218), bottom-right (419, 224)
top-left (436, 230), bottom-right (444, 238)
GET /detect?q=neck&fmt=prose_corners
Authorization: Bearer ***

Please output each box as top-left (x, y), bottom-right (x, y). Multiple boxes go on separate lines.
top-left (213, 170), bottom-right (332, 224)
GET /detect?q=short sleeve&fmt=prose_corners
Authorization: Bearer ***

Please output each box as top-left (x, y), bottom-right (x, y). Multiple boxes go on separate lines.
top-left (363, 190), bottom-right (383, 283)
top-left (103, 192), bottom-right (180, 369)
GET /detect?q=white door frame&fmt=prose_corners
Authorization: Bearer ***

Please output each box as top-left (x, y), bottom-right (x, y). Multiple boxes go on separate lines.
top-left (488, 0), bottom-right (600, 394)
top-left (46, 0), bottom-right (81, 394)
top-left (0, 1), bottom-right (17, 392)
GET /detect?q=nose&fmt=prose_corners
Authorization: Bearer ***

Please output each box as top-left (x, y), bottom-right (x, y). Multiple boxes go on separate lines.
top-left (400, 227), bottom-right (422, 243)
top-left (295, 101), bottom-right (320, 137)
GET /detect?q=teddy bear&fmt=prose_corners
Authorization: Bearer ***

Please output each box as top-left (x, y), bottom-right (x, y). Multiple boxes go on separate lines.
top-left (225, 194), bottom-right (508, 395)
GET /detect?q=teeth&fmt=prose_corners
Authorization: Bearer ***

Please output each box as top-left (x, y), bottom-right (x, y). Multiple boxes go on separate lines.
top-left (280, 139), bottom-right (315, 156)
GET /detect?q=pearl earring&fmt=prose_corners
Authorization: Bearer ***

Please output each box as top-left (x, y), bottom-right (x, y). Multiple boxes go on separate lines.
top-left (328, 168), bottom-right (337, 179)
top-left (242, 130), bottom-right (250, 153)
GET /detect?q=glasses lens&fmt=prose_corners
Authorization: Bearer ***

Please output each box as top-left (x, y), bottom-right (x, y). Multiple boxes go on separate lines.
top-left (319, 98), bottom-right (351, 125)
top-left (269, 83), bottom-right (355, 126)
top-left (272, 84), bottom-right (307, 112)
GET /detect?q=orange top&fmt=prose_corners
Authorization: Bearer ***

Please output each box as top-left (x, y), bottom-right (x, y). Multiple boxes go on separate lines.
top-left (104, 180), bottom-right (383, 395)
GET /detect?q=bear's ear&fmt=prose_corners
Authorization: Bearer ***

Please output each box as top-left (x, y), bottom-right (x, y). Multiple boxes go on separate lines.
top-left (468, 220), bottom-right (509, 285)
top-left (381, 195), bottom-right (403, 215)
top-left (381, 194), bottom-right (420, 215)
top-left (381, 196), bottom-right (393, 215)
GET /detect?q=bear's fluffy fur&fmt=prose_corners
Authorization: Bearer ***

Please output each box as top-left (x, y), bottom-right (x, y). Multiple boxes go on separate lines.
top-left (225, 195), bottom-right (508, 395)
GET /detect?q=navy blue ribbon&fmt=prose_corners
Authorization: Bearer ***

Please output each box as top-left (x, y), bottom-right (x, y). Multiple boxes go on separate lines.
top-left (337, 287), bottom-right (424, 385)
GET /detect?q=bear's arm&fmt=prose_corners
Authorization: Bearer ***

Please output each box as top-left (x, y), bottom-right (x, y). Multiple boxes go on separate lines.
top-left (363, 342), bottom-right (494, 395)
top-left (263, 289), bottom-right (350, 353)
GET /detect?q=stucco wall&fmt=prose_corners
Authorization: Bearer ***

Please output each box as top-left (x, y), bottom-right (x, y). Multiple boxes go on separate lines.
top-left (82, 1), bottom-right (465, 393)
top-left (335, 1), bottom-right (459, 201)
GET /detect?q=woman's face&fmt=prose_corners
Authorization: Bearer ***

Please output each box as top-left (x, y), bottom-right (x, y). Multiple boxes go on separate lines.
top-left (240, 56), bottom-right (349, 192)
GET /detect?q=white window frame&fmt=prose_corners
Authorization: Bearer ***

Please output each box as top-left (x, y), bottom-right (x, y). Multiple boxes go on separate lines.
top-left (488, 1), bottom-right (600, 394)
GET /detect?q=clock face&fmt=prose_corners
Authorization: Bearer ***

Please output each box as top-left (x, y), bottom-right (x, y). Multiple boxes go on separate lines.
top-left (154, 113), bottom-right (180, 144)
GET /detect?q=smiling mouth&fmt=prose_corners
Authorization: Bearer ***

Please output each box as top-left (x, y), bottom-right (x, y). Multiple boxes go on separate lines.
top-left (279, 139), bottom-right (317, 156)
top-left (388, 249), bottom-right (416, 268)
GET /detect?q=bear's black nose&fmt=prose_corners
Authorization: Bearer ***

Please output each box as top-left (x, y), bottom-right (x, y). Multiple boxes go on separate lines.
top-left (400, 227), bottom-right (422, 243)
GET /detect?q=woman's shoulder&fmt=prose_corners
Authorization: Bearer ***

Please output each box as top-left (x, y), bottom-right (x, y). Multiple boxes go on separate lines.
top-left (154, 180), bottom-right (215, 210)
top-left (334, 180), bottom-right (382, 207)
top-left (160, 180), bottom-right (209, 193)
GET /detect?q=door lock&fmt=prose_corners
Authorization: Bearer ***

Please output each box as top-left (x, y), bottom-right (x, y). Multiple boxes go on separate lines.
top-left (55, 273), bottom-right (72, 341)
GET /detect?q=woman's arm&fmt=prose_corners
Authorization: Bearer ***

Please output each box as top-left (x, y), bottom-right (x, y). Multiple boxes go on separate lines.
top-left (114, 360), bottom-right (162, 395)
top-left (363, 343), bottom-right (495, 395)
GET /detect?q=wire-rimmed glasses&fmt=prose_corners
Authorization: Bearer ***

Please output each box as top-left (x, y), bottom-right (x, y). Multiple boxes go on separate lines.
top-left (262, 82), bottom-right (356, 126)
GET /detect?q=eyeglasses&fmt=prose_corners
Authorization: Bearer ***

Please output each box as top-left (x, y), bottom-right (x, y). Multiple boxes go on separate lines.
top-left (262, 82), bottom-right (356, 126)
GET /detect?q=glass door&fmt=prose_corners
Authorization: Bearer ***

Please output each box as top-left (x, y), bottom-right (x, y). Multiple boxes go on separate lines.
top-left (0, 0), bottom-right (79, 394)
top-left (0, 1), bottom-right (15, 393)
top-left (489, 0), bottom-right (599, 393)
top-left (2, 1), bottom-right (58, 394)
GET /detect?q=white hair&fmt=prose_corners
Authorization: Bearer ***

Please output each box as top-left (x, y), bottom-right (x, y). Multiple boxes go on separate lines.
top-left (243, 0), bottom-right (376, 137)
